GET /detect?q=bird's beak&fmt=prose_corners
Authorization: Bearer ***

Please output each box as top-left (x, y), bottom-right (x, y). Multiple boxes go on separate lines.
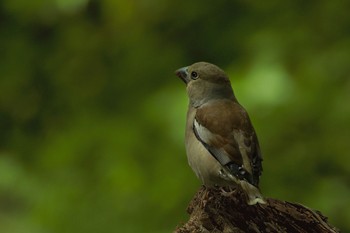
top-left (175, 67), bottom-right (190, 84)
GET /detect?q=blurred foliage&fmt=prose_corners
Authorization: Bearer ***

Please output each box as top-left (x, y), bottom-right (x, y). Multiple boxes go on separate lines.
top-left (0, 0), bottom-right (349, 232)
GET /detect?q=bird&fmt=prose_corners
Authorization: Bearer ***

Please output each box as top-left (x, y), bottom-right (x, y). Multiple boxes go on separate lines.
top-left (175, 62), bottom-right (265, 205)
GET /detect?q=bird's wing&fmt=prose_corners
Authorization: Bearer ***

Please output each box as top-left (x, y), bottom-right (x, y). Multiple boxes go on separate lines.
top-left (194, 99), bottom-right (262, 186)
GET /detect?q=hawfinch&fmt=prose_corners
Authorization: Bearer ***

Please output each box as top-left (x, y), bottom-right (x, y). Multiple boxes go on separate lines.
top-left (175, 62), bottom-right (265, 205)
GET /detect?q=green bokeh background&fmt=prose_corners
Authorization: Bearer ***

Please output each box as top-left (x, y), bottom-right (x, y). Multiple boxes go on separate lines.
top-left (1, 0), bottom-right (349, 232)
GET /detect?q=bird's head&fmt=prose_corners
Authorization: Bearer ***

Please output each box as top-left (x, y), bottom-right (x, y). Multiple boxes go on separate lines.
top-left (175, 62), bottom-right (235, 107)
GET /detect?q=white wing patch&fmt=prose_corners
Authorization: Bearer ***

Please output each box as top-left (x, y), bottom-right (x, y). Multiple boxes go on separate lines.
top-left (193, 118), bottom-right (232, 165)
top-left (193, 119), bottom-right (213, 143)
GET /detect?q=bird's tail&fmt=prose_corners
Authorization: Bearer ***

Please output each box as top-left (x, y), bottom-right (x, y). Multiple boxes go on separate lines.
top-left (240, 180), bottom-right (266, 205)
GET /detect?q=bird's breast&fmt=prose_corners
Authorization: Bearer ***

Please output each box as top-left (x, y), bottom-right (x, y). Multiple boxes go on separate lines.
top-left (185, 107), bottom-right (228, 187)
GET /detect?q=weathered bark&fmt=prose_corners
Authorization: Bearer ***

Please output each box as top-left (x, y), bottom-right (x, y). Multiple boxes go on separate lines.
top-left (175, 186), bottom-right (339, 233)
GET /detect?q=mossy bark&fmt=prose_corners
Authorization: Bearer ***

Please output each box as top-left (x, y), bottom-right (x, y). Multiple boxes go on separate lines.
top-left (175, 186), bottom-right (339, 233)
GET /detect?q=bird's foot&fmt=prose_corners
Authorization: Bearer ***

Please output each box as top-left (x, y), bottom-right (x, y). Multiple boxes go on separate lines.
top-left (220, 187), bottom-right (236, 197)
top-left (201, 186), bottom-right (215, 207)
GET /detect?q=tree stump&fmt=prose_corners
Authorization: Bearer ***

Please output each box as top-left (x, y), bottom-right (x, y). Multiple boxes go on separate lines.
top-left (174, 186), bottom-right (339, 233)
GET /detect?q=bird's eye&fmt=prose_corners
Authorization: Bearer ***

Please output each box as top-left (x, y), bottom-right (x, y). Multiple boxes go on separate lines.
top-left (191, 71), bottom-right (198, 79)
